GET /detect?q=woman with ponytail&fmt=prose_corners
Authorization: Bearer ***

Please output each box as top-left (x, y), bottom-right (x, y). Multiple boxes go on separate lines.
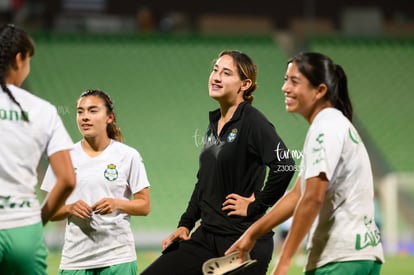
top-left (41, 89), bottom-right (151, 274)
top-left (141, 50), bottom-right (294, 275)
top-left (0, 24), bottom-right (76, 274)
top-left (226, 52), bottom-right (384, 275)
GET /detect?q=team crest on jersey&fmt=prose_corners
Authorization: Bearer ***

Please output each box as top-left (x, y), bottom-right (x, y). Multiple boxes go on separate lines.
top-left (227, 128), bottom-right (238, 142)
top-left (104, 163), bottom-right (118, 181)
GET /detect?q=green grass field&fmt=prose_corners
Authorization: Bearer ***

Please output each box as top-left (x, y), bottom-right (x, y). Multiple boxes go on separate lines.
top-left (46, 250), bottom-right (414, 274)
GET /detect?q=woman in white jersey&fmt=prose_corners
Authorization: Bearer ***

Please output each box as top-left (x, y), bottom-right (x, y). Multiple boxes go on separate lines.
top-left (226, 52), bottom-right (384, 274)
top-left (41, 89), bottom-right (151, 275)
top-left (0, 24), bottom-right (76, 274)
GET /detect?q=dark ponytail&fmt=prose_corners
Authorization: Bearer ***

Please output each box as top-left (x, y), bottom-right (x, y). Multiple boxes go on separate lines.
top-left (288, 52), bottom-right (353, 121)
top-left (333, 64), bottom-right (353, 121)
top-left (0, 24), bottom-right (34, 122)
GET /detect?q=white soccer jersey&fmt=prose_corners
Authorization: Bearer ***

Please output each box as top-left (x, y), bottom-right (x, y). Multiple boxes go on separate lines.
top-left (299, 108), bottom-right (384, 271)
top-left (0, 85), bottom-right (73, 229)
top-left (41, 140), bottom-right (150, 270)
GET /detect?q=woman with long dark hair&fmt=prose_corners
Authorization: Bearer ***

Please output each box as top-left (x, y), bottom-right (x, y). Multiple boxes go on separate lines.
top-left (226, 52), bottom-right (384, 275)
top-left (0, 24), bottom-right (75, 274)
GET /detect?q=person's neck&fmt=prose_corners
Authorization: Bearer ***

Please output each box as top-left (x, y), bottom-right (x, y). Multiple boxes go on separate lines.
top-left (307, 101), bottom-right (333, 124)
top-left (218, 100), bottom-right (243, 123)
top-left (5, 77), bottom-right (18, 86)
top-left (216, 101), bottom-right (242, 136)
top-left (81, 136), bottom-right (111, 157)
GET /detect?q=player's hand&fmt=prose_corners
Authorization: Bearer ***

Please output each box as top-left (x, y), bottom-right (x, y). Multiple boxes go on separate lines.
top-left (225, 232), bottom-right (256, 262)
top-left (68, 200), bottom-right (92, 219)
top-left (92, 198), bottom-right (117, 215)
top-left (162, 226), bottom-right (190, 249)
top-left (222, 193), bottom-right (255, 217)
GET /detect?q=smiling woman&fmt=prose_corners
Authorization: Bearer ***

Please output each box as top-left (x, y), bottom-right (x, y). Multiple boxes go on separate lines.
top-left (40, 89), bottom-right (151, 275)
top-left (225, 52), bottom-right (384, 275)
top-left (140, 50), bottom-right (294, 275)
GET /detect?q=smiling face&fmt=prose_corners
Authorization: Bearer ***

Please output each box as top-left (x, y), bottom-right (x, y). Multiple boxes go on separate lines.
top-left (208, 54), bottom-right (250, 105)
top-left (281, 62), bottom-right (324, 123)
top-left (76, 96), bottom-right (114, 139)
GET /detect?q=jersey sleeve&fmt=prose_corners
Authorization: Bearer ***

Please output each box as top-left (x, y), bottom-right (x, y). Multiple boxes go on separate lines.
top-left (40, 165), bottom-right (56, 192)
top-left (45, 105), bottom-right (74, 157)
top-left (128, 150), bottom-right (150, 194)
top-left (246, 113), bottom-right (295, 217)
top-left (303, 124), bottom-right (343, 181)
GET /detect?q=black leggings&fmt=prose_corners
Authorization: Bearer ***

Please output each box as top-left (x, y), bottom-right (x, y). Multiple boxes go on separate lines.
top-left (140, 227), bottom-right (274, 275)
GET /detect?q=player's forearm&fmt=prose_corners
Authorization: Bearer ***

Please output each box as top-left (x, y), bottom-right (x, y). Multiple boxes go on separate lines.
top-left (278, 193), bottom-right (322, 265)
top-left (250, 192), bottom-right (298, 240)
top-left (42, 150), bottom-right (76, 224)
top-left (41, 179), bottom-right (75, 224)
top-left (50, 205), bottom-right (71, 221)
top-left (117, 197), bottom-right (150, 216)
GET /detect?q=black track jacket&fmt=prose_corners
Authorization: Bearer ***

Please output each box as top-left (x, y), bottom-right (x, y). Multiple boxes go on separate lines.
top-left (178, 101), bottom-right (295, 236)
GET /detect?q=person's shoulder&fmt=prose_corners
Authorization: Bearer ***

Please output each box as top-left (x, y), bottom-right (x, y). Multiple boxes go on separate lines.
top-left (10, 85), bottom-right (57, 114)
top-left (243, 103), bottom-right (273, 126)
top-left (111, 140), bottom-right (142, 156)
top-left (311, 108), bottom-right (349, 136)
top-left (68, 141), bottom-right (83, 158)
top-left (11, 85), bottom-right (53, 107)
top-left (72, 140), bottom-right (83, 151)
top-left (243, 102), bottom-right (264, 118)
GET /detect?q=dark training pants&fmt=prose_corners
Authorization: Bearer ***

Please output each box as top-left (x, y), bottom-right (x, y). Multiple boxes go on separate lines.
top-left (140, 226), bottom-right (274, 275)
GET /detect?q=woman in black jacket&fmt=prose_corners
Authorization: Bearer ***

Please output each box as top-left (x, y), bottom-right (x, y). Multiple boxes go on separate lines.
top-left (141, 50), bottom-right (295, 275)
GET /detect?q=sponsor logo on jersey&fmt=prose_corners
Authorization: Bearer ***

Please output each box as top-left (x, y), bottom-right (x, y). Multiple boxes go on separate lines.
top-left (312, 132), bottom-right (326, 165)
top-left (0, 108), bottom-right (28, 121)
top-left (104, 163), bottom-right (118, 181)
top-left (0, 195), bottom-right (31, 209)
top-left (355, 215), bottom-right (381, 250)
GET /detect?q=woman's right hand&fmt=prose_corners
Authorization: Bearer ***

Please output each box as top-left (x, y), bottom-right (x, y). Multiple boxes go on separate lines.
top-left (225, 231), bottom-right (257, 262)
top-left (162, 226), bottom-right (190, 249)
top-left (68, 200), bottom-right (93, 219)
top-left (222, 193), bottom-right (255, 217)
